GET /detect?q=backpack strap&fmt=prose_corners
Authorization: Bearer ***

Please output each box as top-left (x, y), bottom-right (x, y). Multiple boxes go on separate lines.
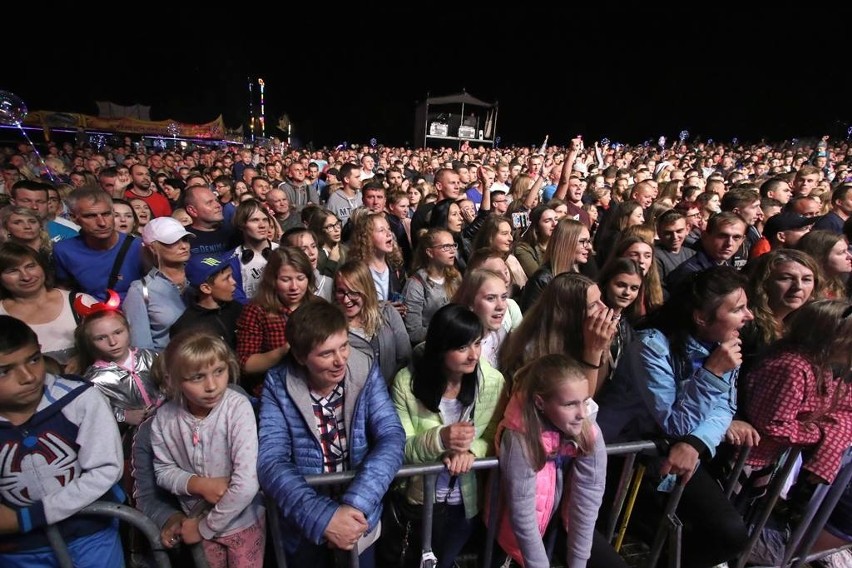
top-left (107, 235), bottom-right (135, 290)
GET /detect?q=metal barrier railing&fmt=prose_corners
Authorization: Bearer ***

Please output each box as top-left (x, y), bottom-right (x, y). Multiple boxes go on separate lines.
top-left (44, 501), bottom-right (173, 568)
top-left (41, 441), bottom-right (849, 568)
top-left (734, 447), bottom-right (803, 568)
top-left (272, 440), bottom-right (674, 568)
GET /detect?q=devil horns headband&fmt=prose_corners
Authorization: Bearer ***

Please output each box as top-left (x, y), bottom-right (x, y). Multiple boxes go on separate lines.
top-left (73, 289), bottom-right (122, 318)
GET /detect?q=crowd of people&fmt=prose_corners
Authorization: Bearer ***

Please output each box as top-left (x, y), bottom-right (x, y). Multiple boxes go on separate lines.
top-left (0, 133), bottom-right (850, 568)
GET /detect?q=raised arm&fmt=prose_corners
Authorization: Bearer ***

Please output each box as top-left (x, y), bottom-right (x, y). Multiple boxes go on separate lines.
top-left (554, 137), bottom-right (583, 201)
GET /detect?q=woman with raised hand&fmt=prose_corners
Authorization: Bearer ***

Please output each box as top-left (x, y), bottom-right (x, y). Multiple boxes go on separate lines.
top-left (501, 272), bottom-right (618, 395)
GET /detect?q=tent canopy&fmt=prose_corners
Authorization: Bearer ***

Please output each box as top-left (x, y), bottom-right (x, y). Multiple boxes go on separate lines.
top-left (424, 91), bottom-right (495, 107)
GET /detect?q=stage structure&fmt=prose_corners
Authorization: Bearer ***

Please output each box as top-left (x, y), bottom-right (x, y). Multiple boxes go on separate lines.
top-left (414, 91), bottom-right (498, 149)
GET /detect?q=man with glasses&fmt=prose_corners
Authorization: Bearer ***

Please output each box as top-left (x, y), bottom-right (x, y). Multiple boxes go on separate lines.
top-left (280, 162), bottom-right (319, 214)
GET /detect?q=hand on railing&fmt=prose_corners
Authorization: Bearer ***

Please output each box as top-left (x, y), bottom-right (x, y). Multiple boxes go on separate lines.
top-left (725, 420), bottom-right (761, 447)
top-left (160, 512), bottom-right (186, 549)
top-left (324, 504), bottom-right (368, 550)
top-left (659, 442), bottom-right (699, 484)
top-left (443, 450), bottom-right (476, 476)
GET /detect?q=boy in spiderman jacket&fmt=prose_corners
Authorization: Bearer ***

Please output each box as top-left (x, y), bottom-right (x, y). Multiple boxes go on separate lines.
top-left (0, 315), bottom-right (125, 567)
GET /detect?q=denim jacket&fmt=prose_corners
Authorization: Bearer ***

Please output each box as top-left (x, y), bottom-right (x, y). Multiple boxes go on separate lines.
top-left (124, 269), bottom-right (188, 351)
top-left (597, 328), bottom-right (737, 457)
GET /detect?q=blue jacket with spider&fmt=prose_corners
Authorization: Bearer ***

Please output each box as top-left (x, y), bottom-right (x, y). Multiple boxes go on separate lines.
top-left (0, 374), bottom-right (124, 557)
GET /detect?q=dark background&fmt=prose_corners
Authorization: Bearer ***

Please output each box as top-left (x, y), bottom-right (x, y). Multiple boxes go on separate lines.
top-left (5, 3), bottom-right (851, 148)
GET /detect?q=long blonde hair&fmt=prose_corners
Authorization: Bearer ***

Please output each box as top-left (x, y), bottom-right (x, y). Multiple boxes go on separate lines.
top-left (349, 212), bottom-right (404, 270)
top-left (544, 218), bottom-right (586, 275)
top-left (513, 354), bottom-right (593, 471)
top-left (334, 260), bottom-right (382, 337)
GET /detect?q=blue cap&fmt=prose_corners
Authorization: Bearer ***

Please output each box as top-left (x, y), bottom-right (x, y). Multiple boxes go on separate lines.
top-left (185, 253), bottom-right (231, 288)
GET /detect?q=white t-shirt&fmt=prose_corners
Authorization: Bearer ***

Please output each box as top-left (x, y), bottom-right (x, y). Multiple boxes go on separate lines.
top-left (435, 397), bottom-right (465, 505)
top-left (234, 242), bottom-right (279, 300)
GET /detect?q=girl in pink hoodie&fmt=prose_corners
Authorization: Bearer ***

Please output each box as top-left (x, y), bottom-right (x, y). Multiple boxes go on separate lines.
top-left (490, 354), bottom-right (626, 568)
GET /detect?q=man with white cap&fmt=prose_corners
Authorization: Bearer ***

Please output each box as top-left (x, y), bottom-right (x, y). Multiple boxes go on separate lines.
top-left (122, 217), bottom-right (194, 351)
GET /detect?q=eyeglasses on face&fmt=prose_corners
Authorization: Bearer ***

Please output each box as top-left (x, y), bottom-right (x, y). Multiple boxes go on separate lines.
top-left (334, 288), bottom-right (362, 300)
top-left (323, 221), bottom-right (342, 231)
top-left (430, 243), bottom-right (458, 252)
top-left (578, 238), bottom-right (593, 248)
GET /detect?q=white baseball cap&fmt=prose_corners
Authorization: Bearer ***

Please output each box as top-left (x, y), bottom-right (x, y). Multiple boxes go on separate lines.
top-left (142, 216), bottom-right (194, 246)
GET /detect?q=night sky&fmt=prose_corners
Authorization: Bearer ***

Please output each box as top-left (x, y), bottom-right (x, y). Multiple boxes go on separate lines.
top-left (5, 3), bottom-right (851, 148)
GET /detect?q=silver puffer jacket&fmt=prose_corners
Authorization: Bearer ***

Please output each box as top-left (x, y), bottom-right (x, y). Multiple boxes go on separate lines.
top-left (82, 348), bottom-right (164, 421)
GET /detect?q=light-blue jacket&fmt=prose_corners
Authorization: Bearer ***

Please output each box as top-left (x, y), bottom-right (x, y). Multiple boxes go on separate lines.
top-left (257, 349), bottom-right (405, 555)
top-left (597, 328), bottom-right (737, 456)
top-left (124, 269), bottom-right (187, 351)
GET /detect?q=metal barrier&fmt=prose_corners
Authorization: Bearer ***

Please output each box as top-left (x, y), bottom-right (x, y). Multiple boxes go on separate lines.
top-left (734, 447), bottom-right (803, 568)
top-left (272, 441), bottom-right (676, 568)
top-left (43, 500), bottom-right (216, 568)
top-left (43, 501), bottom-right (174, 568)
top-left (730, 447), bottom-right (852, 568)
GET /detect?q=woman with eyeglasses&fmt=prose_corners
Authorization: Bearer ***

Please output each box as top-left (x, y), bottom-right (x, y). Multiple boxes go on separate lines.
top-left (308, 208), bottom-right (347, 277)
top-left (403, 228), bottom-right (462, 345)
top-left (334, 260), bottom-right (411, 385)
top-left (427, 180), bottom-right (491, 272)
top-left (232, 199), bottom-right (279, 300)
top-left (521, 219), bottom-right (593, 312)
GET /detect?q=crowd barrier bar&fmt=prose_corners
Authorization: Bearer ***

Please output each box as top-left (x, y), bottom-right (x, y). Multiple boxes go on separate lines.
top-left (43, 501), bottom-right (188, 568)
top-left (787, 449), bottom-right (852, 568)
top-left (734, 447), bottom-right (803, 568)
top-left (724, 446), bottom-right (752, 499)
top-left (286, 441), bottom-right (662, 568)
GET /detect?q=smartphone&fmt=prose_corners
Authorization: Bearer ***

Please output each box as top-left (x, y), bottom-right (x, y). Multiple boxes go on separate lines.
top-left (511, 211), bottom-right (530, 230)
